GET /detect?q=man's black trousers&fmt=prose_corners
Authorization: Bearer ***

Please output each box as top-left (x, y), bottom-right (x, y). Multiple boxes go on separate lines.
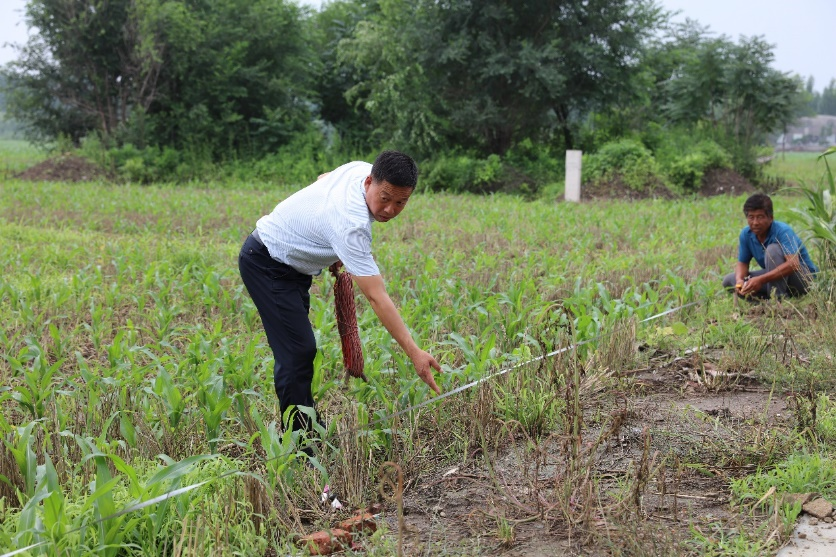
top-left (238, 233), bottom-right (318, 432)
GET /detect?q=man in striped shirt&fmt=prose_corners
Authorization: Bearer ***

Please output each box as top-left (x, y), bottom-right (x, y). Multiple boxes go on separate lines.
top-left (238, 150), bottom-right (441, 441)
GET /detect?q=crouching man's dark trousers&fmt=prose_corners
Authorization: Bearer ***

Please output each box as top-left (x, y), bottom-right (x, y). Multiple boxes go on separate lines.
top-left (238, 233), bottom-right (318, 433)
top-left (722, 243), bottom-right (812, 299)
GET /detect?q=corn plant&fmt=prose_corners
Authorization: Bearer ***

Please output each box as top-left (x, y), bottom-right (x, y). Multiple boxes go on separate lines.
top-left (145, 367), bottom-right (187, 434)
top-left (68, 433), bottom-right (221, 555)
top-left (194, 365), bottom-right (232, 452)
top-left (10, 452), bottom-right (70, 556)
top-left (256, 416), bottom-right (320, 482)
top-left (786, 147), bottom-right (836, 268)
top-left (4, 421), bottom-right (40, 501)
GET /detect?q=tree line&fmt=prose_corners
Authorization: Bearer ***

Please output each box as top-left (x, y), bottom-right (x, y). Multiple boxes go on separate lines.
top-left (0, 0), bottom-right (825, 187)
top-left (802, 78), bottom-right (836, 117)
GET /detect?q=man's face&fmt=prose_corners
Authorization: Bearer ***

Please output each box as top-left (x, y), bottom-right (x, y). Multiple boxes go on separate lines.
top-left (745, 209), bottom-right (773, 236)
top-left (364, 176), bottom-right (413, 222)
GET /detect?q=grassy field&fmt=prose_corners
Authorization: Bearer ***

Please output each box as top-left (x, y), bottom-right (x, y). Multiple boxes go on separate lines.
top-left (0, 139), bottom-right (47, 176)
top-left (1, 147), bottom-right (835, 555)
top-left (764, 151), bottom-right (832, 188)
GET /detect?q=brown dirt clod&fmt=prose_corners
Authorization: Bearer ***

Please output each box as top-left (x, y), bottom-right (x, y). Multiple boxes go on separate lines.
top-left (802, 497), bottom-right (835, 520)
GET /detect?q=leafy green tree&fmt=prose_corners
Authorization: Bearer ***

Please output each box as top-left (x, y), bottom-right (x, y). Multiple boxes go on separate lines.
top-left (310, 0), bottom-right (375, 147)
top-left (139, 0), bottom-right (317, 156)
top-left (2, 0), bottom-right (317, 156)
top-left (1, 0), bottom-right (153, 144)
top-left (662, 34), bottom-right (802, 165)
top-left (821, 79), bottom-right (836, 116)
top-left (339, 0), bottom-right (663, 156)
top-left (580, 18), bottom-right (708, 150)
top-left (336, 0), bottom-right (446, 156)
top-left (802, 76), bottom-right (821, 116)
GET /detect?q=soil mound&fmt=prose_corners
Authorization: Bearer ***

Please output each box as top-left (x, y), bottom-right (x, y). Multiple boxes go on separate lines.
top-left (16, 155), bottom-right (112, 183)
top-left (697, 168), bottom-right (757, 197)
top-left (581, 175), bottom-right (675, 201)
top-left (581, 168), bottom-right (757, 201)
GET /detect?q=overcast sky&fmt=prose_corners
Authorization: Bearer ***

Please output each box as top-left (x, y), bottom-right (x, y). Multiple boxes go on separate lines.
top-left (1, 0), bottom-right (833, 91)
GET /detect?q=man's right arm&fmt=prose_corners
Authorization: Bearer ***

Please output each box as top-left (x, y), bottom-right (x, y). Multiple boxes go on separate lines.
top-left (735, 230), bottom-right (751, 289)
top-left (352, 273), bottom-right (442, 394)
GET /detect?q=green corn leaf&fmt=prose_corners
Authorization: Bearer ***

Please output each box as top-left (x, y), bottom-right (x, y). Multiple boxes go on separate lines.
top-left (144, 453), bottom-right (219, 490)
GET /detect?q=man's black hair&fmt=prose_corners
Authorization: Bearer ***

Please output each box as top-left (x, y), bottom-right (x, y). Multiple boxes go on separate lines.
top-left (743, 193), bottom-right (773, 217)
top-left (371, 150), bottom-right (419, 189)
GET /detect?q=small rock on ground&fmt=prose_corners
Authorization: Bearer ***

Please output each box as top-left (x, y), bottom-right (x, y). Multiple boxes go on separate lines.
top-left (803, 498), bottom-right (834, 520)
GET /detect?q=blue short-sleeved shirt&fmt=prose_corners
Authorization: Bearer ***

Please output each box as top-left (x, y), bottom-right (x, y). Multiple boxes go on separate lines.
top-left (738, 220), bottom-right (818, 274)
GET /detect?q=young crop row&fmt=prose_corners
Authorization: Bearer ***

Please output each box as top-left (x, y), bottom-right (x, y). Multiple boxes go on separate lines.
top-left (0, 179), bottom-right (792, 553)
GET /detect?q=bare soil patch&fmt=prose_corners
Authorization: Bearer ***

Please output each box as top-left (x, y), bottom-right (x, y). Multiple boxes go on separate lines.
top-left (581, 175), bottom-right (675, 201)
top-left (697, 168), bottom-right (757, 197)
top-left (15, 154), bottom-right (112, 182)
top-left (389, 343), bottom-right (794, 556)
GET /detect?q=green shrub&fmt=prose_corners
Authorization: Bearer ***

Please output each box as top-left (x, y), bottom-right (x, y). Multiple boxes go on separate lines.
top-left (120, 156), bottom-right (148, 182)
top-left (667, 153), bottom-right (707, 192)
top-left (583, 139), bottom-right (662, 191)
top-left (695, 140), bottom-right (732, 169)
top-left (665, 142), bottom-right (731, 193)
top-left (421, 154), bottom-right (507, 193)
top-left (100, 144), bottom-right (185, 183)
top-left (657, 138), bottom-right (732, 193)
top-left (648, 124), bottom-right (730, 166)
top-left (504, 138), bottom-right (564, 189)
top-left (106, 142), bottom-right (143, 169)
top-left (222, 130), bottom-right (364, 186)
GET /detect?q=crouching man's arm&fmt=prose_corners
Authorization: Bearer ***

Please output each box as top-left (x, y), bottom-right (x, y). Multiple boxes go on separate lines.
top-left (740, 254), bottom-right (801, 295)
top-left (734, 261), bottom-right (750, 289)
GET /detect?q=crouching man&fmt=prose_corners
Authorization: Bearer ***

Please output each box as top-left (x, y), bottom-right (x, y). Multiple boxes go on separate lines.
top-left (722, 193), bottom-right (818, 299)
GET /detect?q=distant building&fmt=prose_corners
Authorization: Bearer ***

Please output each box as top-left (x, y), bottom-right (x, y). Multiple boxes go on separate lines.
top-left (774, 115), bottom-right (836, 151)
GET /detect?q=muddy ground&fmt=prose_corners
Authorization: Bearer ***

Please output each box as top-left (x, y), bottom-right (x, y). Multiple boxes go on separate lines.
top-left (386, 344), bottom-right (793, 556)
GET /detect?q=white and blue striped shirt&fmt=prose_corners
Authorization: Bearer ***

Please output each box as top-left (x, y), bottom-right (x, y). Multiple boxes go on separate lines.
top-left (255, 161), bottom-right (381, 277)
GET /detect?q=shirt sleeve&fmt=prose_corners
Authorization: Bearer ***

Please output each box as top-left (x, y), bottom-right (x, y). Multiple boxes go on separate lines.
top-left (776, 228), bottom-right (802, 256)
top-left (332, 226), bottom-right (381, 277)
top-left (737, 229), bottom-right (752, 264)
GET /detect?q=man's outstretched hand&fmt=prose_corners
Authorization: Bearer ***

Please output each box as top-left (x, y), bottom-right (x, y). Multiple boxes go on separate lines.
top-left (410, 349), bottom-right (442, 394)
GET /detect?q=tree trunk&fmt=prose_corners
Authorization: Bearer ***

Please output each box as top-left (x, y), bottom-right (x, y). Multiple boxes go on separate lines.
top-left (555, 104), bottom-right (574, 150)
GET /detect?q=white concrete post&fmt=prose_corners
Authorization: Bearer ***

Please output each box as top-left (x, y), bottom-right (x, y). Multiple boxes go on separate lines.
top-left (565, 150), bottom-right (582, 202)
